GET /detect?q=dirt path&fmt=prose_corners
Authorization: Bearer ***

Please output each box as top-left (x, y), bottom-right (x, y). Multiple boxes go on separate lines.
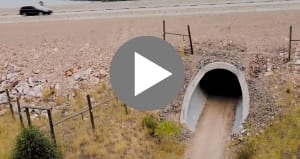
top-left (185, 96), bottom-right (237, 159)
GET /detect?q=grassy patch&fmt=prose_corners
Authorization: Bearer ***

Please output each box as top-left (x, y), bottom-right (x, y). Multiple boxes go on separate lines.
top-left (235, 106), bottom-right (300, 159)
top-left (0, 113), bottom-right (21, 158)
top-left (0, 82), bottom-right (185, 158)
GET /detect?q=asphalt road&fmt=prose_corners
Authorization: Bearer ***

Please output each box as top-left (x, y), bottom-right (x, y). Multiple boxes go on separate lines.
top-left (1, 0), bottom-right (300, 23)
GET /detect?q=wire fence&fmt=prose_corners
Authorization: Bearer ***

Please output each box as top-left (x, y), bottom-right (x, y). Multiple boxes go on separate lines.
top-left (3, 89), bottom-right (117, 147)
top-left (163, 20), bottom-right (194, 55)
top-left (288, 25), bottom-right (300, 62)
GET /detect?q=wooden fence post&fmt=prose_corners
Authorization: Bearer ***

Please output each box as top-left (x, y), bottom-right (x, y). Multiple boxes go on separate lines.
top-left (25, 107), bottom-right (31, 126)
top-left (163, 20), bottom-right (166, 40)
top-left (16, 98), bottom-right (24, 128)
top-left (87, 95), bottom-right (95, 131)
top-left (288, 25), bottom-right (292, 62)
top-left (187, 25), bottom-right (194, 55)
top-left (123, 104), bottom-right (128, 115)
top-left (47, 109), bottom-right (56, 146)
top-left (5, 89), bottom-right (14, 119)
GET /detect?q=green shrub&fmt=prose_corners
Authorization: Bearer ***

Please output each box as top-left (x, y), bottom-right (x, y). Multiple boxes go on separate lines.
top-left (155, 121), bottom-right (181, 141)
top-left (11, 126), bottom-right (61, 159)
top-left (142, 114), bottom-right (158, 136)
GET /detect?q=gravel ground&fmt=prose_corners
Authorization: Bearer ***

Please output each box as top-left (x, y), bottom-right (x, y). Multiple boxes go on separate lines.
top-left (1, 9), bottom-right (300, 102)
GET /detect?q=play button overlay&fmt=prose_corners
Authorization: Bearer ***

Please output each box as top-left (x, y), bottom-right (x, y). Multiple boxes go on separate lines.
top-left (134, 52), bottom-right (172, 96)
top-left (110, 36), bottom-right (184, 111)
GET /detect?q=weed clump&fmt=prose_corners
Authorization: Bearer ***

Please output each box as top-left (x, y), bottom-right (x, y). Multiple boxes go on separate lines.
top-left (42, 87), bottom-right (56, 102)
top-left (142, 114), bottom-right (181, 143)
top-left (155, 121), bottom-right (181, 142)
top-left (142, 114), bottom-right (158, 136)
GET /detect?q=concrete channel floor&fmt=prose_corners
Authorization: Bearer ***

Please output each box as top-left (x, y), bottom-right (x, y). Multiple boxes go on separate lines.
top-left (184, 96), bottom-right (237, 159)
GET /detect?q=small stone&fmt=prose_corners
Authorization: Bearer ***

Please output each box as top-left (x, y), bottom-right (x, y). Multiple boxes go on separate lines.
top-left (31, 85), bottom-right (43, 97)
top-left (27, 78), bottom-right (34, 87)
top-left (6, 73), bottom-right (18, 81)
top-left (0, 93), bottom-right (7, 104)
top-left (33, 69), bottom-right (40, 74)
top-left (295, 60), bottom-right (300, 65)
top-left (241, 129), bottom-right (247, 134)
top-left (65, 69), bottom-right (74, 77)
top-left (73, 73), bottom-right (81, 81)
top-left (99, 69), bottom-right (108, 76)
top-left (54, 84), bottom-right (60, 90)
top-left (264, 71), bottom-right (273, 76)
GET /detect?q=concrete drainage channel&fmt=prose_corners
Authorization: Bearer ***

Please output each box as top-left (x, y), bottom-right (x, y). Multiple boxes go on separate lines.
top-left (180, 61), bottom-right (250, 133)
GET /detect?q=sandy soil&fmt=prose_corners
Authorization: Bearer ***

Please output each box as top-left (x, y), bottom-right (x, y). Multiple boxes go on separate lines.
top-left (184, 96), bottom-right (237, 159)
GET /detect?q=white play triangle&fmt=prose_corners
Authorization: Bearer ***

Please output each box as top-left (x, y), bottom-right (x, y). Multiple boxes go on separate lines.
top-left (134, 52), bottom-right (172, 96)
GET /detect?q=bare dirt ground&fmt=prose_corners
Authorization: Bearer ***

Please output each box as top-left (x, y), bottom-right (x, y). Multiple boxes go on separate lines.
top-left (184, 97), bottom-right (237, 159)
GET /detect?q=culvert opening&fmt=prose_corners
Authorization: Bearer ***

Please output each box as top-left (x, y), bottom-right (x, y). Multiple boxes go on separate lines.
top-left (181, 64), bottom-right (250, 159)
top-left (181, 62), bottom-right (250, 134)
top-left (199, 69), bottom-right (242, 98)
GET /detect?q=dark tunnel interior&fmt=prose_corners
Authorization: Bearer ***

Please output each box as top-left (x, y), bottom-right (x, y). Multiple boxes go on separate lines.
top-left (199, 69), bottom-right (242, 98)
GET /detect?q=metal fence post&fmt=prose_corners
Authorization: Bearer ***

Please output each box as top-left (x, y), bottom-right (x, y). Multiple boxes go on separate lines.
top-left (87, 95), bottom-right (95, 131)
top-left (16, 98), bottom-right (24, 128)
top-left (25, 107), bottom-right (31, 126)
top-left (5, 89), bottom-right (14, 119)
top-left (163, 20), bottom-right (166, 40)
top-left (47, 109), bottom-right (56, 146)
top-left (187, 25), bottom-right (194, 55)
top-left (288, 25), bottom-right (292, 62)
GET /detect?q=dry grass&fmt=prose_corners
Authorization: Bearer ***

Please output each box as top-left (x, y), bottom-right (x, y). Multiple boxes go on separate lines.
top-left (55, 96), bottom-right (65, 106)
top-left (0, 112), bottom-right (21, 158)
top-left (54, 95), bottom-right (185, 158)
top-left (42, 87), bottom-right (56, 102)
top-left (235, 105), bottom-right (300, 159)
top-left (0, 82), bottom-right (185, 158)
top-left (70, 89), bottom-right (86, 111)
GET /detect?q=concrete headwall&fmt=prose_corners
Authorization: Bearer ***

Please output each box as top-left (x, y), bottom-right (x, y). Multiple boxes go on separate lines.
top-left (180, 62), bottom-right (249, 133)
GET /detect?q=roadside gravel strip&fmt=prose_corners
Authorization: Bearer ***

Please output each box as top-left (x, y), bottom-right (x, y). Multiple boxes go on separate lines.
top-left (1, 0), bottom-right (300, 23)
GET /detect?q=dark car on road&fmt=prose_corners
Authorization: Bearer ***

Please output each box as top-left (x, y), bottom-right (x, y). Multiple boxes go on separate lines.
top-left (20, 6), bottom-right (53, 16)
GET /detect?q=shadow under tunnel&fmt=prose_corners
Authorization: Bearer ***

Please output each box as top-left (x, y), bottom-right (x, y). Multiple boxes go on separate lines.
top-left (199, 69), bottom-right (242, 98)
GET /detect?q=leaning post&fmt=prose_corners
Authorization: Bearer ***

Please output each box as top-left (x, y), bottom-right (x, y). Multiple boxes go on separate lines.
top-left (87, 95), bottom-right (95, 131)
top-left (16, 97), bottom-right (24, 128)
top-left (25, 107), bottom-right (31, 126)
top-left (5, 89), bottom-right (14, 119)
top-left (187, 25), bottom-right (194, 55)
top-left (47, 109), bottom-right (57, 146)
